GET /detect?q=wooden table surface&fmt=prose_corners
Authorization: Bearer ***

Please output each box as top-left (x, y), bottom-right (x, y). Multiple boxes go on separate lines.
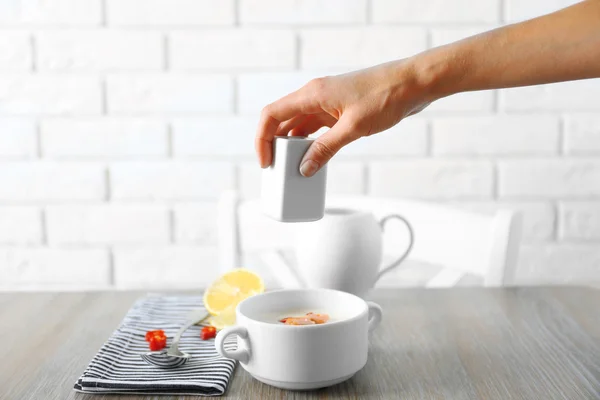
top-left (1, 287), bottom-right (599, 400)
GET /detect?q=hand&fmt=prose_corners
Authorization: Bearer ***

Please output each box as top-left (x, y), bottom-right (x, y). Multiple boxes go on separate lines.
top-left (255, 59), bottom-right (438, 177)
top-left (255, 1), bottom-right (600, 178)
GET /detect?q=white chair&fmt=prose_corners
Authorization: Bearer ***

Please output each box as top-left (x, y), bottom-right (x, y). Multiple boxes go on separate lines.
top-left (217, 190), bottom-right (522, 288)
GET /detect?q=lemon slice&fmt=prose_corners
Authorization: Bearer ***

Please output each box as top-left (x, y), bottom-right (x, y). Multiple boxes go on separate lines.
top-left (203, 268), bottom-right (264, 317)
top-left (208, 304), bottom-right (237, 330)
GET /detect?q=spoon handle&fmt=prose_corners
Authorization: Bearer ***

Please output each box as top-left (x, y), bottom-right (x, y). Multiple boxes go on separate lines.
top-left (173, 309), bottom-right (210, 345)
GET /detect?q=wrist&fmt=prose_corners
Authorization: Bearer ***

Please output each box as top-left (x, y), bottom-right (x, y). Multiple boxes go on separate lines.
top-left (408, 45), bottom-right (472, 101)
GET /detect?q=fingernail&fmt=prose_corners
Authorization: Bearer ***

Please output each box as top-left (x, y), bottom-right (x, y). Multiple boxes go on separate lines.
top-left (300, 160), bottom-right (319, 177)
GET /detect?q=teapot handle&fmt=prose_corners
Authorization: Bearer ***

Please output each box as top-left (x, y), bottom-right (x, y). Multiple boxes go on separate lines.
top-left (376, 214), bottom-right (414, 281)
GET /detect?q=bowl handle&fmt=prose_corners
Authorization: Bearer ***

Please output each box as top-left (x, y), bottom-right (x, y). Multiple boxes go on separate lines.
top-left (215, 326), bottom-right (251, 364)
top-left (367, 302), bottom-right (383, 332)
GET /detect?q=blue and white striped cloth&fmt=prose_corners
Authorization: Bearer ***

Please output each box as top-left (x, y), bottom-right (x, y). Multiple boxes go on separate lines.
top-left (74, 295), bottom-right (237, 396)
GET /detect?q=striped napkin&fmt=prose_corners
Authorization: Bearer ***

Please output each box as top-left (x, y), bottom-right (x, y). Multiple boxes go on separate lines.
top-left (74, 295), bottom-right (237, 396)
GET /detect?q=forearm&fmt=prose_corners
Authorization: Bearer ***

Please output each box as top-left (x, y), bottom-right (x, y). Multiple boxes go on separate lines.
top-left (413, 0), bottom-right (600, 99)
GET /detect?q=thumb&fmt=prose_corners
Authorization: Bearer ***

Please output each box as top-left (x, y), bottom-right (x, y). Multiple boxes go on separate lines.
top-left (299, 117), bottom-right (359, 177)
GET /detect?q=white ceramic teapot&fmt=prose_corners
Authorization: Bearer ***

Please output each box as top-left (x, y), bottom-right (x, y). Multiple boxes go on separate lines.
top-left (293, 208), bottom-right (414, 298)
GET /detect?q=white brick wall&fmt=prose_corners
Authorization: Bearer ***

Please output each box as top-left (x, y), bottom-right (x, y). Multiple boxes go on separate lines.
top-left (301, 28), bottom-right (427, 68)
top-left (110, 161), bottom-right (235, 200)
top-left (0, 32), bottom-right (32, 70)
top-left (372, 0), bottom-right (500, 23)
top-left (0, 76), bottom-right (101, 115)
top-left (106, 0), bottom-right (234, 26)
top-left (499, 160), bottom-right (600, 198)
top-left (239, 0), bottom-right (367, 25)
top-left (0, 119), bottom-right (37, 158)
top-left (370, 160), bottom-right (494, 199)
top-left (564, 115), bottom-right (600, 154)
top-left (433, 116), bottom-right (560, 155)
top-left (0, 0), bottom-right (102, 26)
top-left (0, 248), bottom-right (109, 288)
top-left (0, 162), bottom-right (105, 201)
top-left (0, 0), bottom-right (598, 290)
top-left (504, 0), bottom-right (580, 22)
top-left (46, 204), bottom-right (170, 244)
top-left (37, 31), bottom-right (163, 72)
top-left (0, 207), bottom-right (42, 244)
top-left (172, 118), bottom-right (256, 156)
top-left (106, 75), bottom-right (233, 114)
top-left (41, 119), bottom-right (168, 158)
top-left (500, 80), bottom-right (600, 112)
top-left (170, 30), bottom-right (296, 70)
top-left (559, 202), bottom-right (600, 240)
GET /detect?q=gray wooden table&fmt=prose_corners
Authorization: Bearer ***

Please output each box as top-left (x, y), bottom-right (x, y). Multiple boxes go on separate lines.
top-left (1, 287), bottom-right (599, 399)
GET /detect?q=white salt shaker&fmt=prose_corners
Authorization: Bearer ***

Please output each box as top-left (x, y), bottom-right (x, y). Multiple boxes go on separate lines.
top-left (261, 137), bottom-right (327, 222)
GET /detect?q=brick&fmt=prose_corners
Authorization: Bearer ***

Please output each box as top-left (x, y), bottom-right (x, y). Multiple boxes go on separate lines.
top-left (517, 244), bottom-right (600, 285)
top-left (369, 160), bottom-right (494, 199)
top-left (564, 115), bottom-right (600, 154)
top-left (170, 30), bottom-right (295, 70)
top-left (0, 162), bottom-right (105, 201)
top-left (239, 0), bottom-right (366, 25)
top-left (433, 116), bottom-right (559, 155)
top-left (37, 31), bottom-right (163, 72)
top-left (326, 161), bottom-right (365, 195)
top-left (421, 91), bottom-right (495, 114)
top-left (559, 202), bottom-right (600, 240)
top-left (338, 118), bottom-right (427, 157)
top-left (0, 207), bottom-right (42, 244)
top-left (238, 71), bottom-right (337, 115)
top-left (0, 0), bottom-right (102, 26)
top-left (113, 246), bottom-right (220, 288)
top-left (110, 161), bottom-right (235, 200)
top-left (431, 26), bottom-right (498, 47)
top-left (372, 0), bottom-right (500, 23)
top-left (173, 202), bottom-right (218, 245)
top-left (499, 159), bottom-right (600, 198)
top-left (0, 119), bottom-right (36, 157)
top-left (41, 118), bottom-right (168, 158)
top-left (46, 204), bottom-right (169, 245)
top-left (0, 32), bottom-right (31, 70)
top-left (301, 28), bottom-right (427, 69)
top-left (0, 76), bottom-right (101, 115)
top-left (505, 0), bottom-right (580, 22)
top-left (0, 247), bottom-right (109, 288)
top-left (172, 117), bottom-right (256, 156)
top-left (500, 80), bottom-right (600, 112)
top-left (106, 0), bottom-right (234, 26)
top-left (106, 74), bottom-right (233, 114)
top-left (453, 201), bottom-right (555, 242)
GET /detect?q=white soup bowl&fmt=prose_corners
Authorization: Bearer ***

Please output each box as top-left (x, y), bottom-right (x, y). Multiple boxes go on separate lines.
top-left (215, 288), bottom-right (382, 390)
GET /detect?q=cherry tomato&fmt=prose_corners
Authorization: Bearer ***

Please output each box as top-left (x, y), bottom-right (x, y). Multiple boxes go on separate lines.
top-left (145, 329), bottom-right (165, 342)
top-left (200, 326), bottom-right (217, 340)
top-left (149, 334), bottom-right (167, 351)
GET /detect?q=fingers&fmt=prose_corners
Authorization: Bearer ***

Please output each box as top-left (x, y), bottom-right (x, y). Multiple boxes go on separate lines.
top-left (290, 113), bottom-right (338, 137)
top-left (255, 82), bottom-right (324, 168)
top-left (299, 116), bottom-right (360, 177)
top-left (275, 115), bottom-right (309, 137)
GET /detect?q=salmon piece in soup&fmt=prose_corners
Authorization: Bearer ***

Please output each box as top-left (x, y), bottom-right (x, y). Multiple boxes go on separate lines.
top-left (279, 312), bottom-right (330, 325)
